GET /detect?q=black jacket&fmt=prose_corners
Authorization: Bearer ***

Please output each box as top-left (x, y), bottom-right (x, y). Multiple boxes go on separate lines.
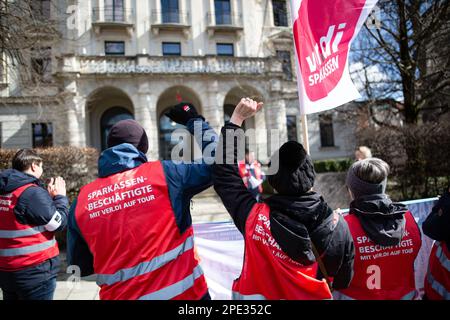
top-left (350, 194), bottom-right (411, 247)
top-left (213, 122), bottom-right (355, 290)
top-left (0, 169), bottom-right (68, 233)
top-left (422, 189), bottom-right (450, 251)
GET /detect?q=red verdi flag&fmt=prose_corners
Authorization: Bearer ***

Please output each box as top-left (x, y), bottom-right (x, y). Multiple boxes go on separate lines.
top-left (290, 0), bottom-right (378, 114)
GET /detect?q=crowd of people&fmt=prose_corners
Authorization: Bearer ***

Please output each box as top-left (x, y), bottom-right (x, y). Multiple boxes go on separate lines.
top-left (0, 98), bottom-right (448, 300)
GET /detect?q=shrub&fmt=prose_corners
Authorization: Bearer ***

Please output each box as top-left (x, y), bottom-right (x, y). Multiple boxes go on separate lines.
top-left (357, 120), bottom-right (450, 201)
top-left (313, 158), bottom-right (353, 173)
top-left (0, 147), bottom-right (99, 201)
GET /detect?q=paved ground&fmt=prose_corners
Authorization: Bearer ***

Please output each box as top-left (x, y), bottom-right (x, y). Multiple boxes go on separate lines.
top-left (0, 281), bottom-right (100, 301)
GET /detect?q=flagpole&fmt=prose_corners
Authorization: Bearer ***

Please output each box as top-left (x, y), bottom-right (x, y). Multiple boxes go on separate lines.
top-left (300, 113), bottom-right (310, 155)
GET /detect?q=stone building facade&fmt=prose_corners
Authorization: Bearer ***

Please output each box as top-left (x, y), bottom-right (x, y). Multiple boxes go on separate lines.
top-left (0, 0), bottom-right (356, 161)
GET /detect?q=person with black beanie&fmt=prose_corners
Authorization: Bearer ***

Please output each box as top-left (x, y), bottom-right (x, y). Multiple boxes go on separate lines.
top-left (67, 103), bottom-right (216, 300)
top-left (213, 98), bottom-right (355, 300)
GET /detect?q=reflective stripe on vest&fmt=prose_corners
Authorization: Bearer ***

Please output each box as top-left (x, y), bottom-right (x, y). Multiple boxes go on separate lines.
top-left (138, 265), bottom-right (204, 300)
top-left (427, 273), bottom-right (450, 299)
top-left (334, 290), bottom-right (416, 300)
top-left (232, 292), bottom-right (267, 300)
top-left (0, 239), bottom-right (56, 257)
top-left (0, 226), bottom-right (46, 239)
top-left (436, 244), bottom-right (450, 272)
top-left (400, 291), bottom-right (416, 300)
top-left (96, 236), bottom-right (194, 286)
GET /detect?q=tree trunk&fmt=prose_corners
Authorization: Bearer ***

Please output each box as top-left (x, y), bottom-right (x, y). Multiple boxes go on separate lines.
top-left (397, 0), bottom-right (419, 124)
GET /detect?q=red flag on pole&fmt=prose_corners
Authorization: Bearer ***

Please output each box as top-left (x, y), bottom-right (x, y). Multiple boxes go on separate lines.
top-left (290, 0), bottom-right (379, 114)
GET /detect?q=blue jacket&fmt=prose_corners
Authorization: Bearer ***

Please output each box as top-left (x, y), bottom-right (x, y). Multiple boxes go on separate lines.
top-left (67, 118), bottom-right (217, 276)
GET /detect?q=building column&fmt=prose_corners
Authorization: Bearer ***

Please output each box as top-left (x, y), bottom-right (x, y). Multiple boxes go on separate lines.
top-left (62, 95), bottom-right (86, 147)
top-left (155, 0), bottom-right (161, 23)
top-left (63, 80), bottom-right (87, 147)
top-left (135, 87), bottom-right (159, 161)
top-left (203, 80), bottom-right (225, 134)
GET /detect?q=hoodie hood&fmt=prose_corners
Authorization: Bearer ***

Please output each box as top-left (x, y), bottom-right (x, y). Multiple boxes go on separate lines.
top-left (98, 143), bottom-right (148, 178)
top-left (0, 169), bottom-right (40, 195)
top-left (350, 194), bottom-right (408, 246)
top-left (266, 192), bottom-right (335, 265)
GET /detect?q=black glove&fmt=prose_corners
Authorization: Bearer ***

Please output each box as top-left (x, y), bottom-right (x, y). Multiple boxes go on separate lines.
top-left (164, 102), bottom-right (204, 126)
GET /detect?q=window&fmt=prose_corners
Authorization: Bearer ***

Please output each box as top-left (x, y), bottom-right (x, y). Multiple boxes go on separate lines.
top-left (161, 0), bottom-right (179, 23)
top-left (215, 0), bottom-right (231, 25)
top-left (217, 43), bottom-right (234, 56)
top-left (32, 0), bottom-right (51, 19)
top-left (32, 123), bottom-right (53, 148)
top-left (104, 0), bottom-right (124, 22)
top-left (277, 50), bottom-right (293, 80)
top-left (162, 42), bottom-right (181, 56)
top-left (105, 41), bottom-right (125, 55)
top-left (31, 47), bottom-right (52, 82)
top-left (272, 0), bottom-right (288, 27)
top-left (286, 115), bottom-right (298, 142)
top-left (319, 114), bottom-right (335, 147)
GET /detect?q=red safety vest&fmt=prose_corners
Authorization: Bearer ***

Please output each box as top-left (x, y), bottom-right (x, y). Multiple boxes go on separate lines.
top-left (424, 241), bottom-right (450, 300)
top-left (238, 160), bottom-right (263, 193)
top-left (232, 202), bottom-right (332, 300)
top-left (334, 211), bottom-right (421, 300)
top-left (75, 161), bottom-right (208, 300)
top-left (0, 184), bottom-right (59, 271)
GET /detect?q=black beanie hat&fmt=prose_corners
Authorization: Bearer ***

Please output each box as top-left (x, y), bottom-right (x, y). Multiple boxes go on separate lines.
top-left (107, 119), bottom-right (149, 154)
top-left (267, 141), bottom-right (316, 195)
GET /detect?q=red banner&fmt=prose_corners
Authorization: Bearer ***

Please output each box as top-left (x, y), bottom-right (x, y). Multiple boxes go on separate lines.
top-left (290, 0), bottom-right (378, 114)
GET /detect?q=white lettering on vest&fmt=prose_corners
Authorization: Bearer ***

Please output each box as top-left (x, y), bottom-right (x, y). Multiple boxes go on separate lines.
top-left (87, 184), bottom-right (153, 211)
top-left (0, 194), bottom-right (12, 212)
top-left (87, 176), bottom-right (146, 201)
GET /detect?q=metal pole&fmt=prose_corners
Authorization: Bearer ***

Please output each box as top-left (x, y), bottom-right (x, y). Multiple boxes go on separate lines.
top-left (301, 113), bottom-right (310, 155)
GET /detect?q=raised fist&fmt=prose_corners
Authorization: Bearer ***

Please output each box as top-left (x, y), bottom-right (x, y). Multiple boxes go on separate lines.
top-left (230, 97), bottom-right (264, 127)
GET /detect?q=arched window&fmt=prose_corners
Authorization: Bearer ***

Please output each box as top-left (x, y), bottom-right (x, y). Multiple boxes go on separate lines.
top-left (100, 107), bottom-right (134, 150)
top-left (159, 112), bottom-right (184, 160)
